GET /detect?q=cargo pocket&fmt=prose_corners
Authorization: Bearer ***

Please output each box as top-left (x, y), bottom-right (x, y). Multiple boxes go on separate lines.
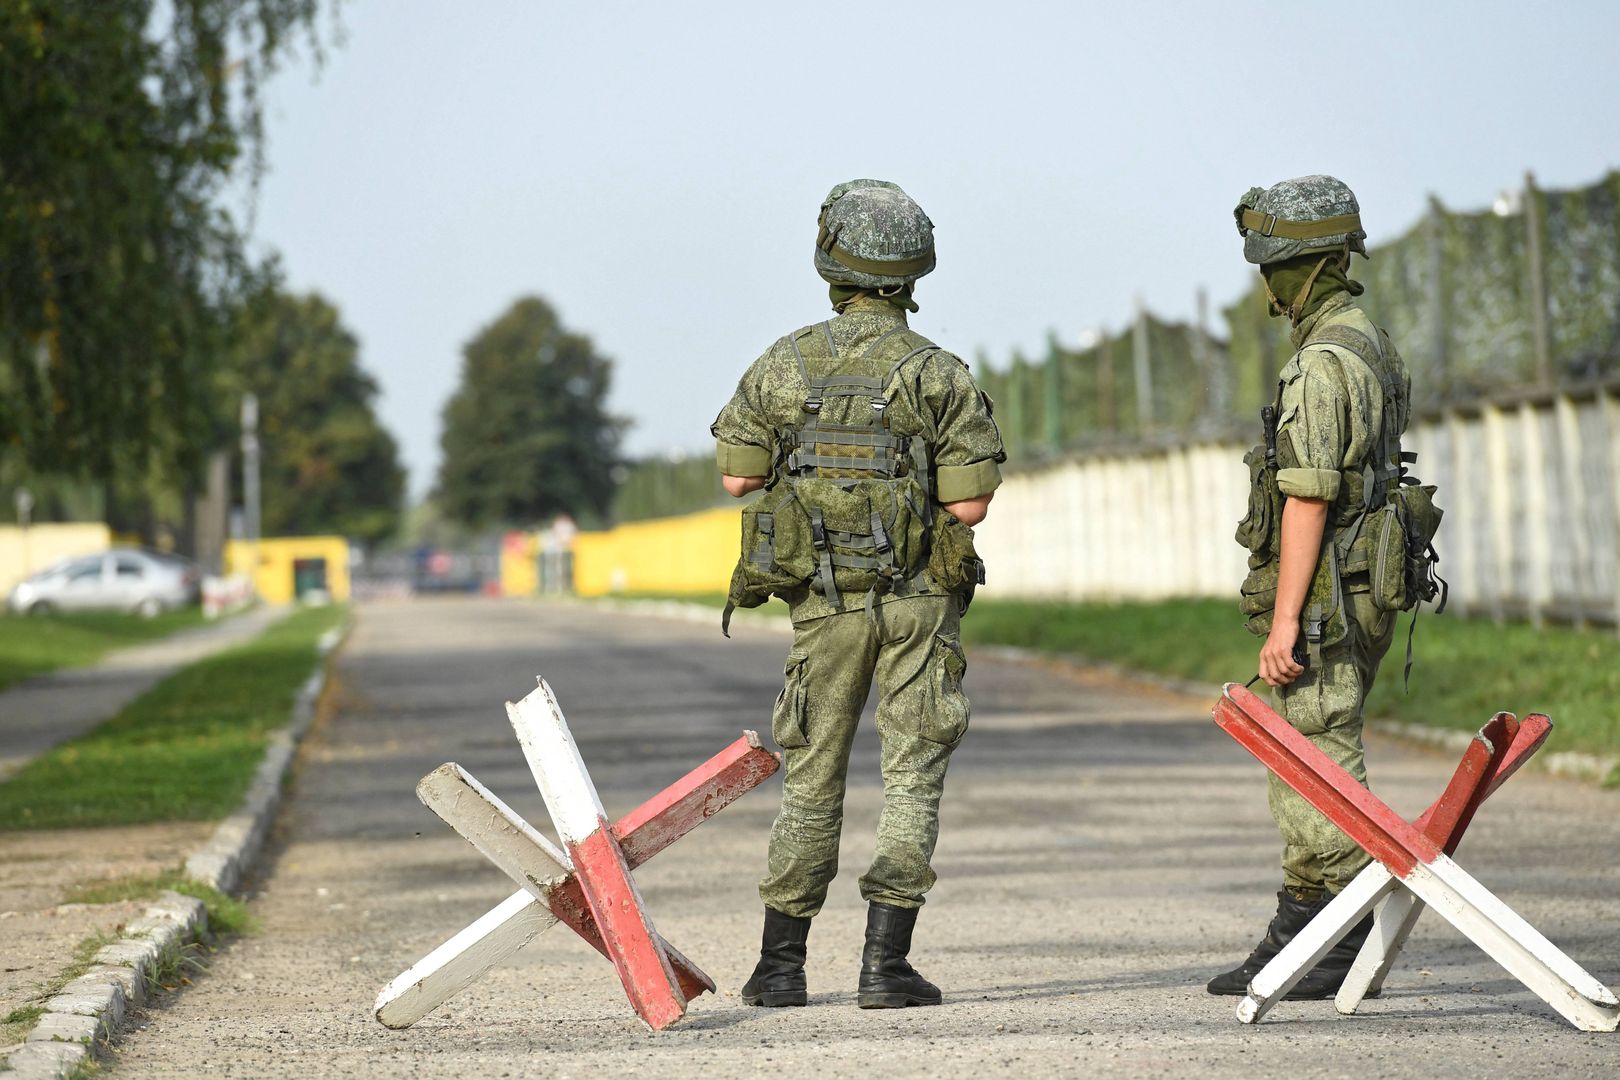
top-left (771, 649), bottom-right (812, 749)
top-left (922, 635), bottom-right (971, 746)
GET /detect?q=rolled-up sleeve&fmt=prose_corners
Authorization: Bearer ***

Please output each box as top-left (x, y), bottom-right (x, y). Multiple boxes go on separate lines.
top-left (710, 354), bottom-right (775, 478)
top-left (1275, 353), bottom-right (1348, 501)
top-left (921, 354), bottom-right (1007, 502)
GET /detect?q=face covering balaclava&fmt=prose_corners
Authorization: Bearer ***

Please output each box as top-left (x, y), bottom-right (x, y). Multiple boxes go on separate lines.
top-left (1260, 249), bottom-right (1364, 326)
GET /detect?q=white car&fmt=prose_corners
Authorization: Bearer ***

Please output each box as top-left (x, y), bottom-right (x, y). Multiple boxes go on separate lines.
top-left (7, 549), bottom-right (200, 617)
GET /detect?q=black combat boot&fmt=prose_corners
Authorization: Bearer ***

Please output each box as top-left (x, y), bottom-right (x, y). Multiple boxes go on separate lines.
top-left (741, 907), bottom-right (812, 1007)
top-left (857, 902), bottom-right (942, 1009)
top-left (1285, 908), bottom-right (1377, 999)
top-left (1206, 888), bottom-right (1330, 996)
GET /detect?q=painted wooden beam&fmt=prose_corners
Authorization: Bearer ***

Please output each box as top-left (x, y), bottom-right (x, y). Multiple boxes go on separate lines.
top-left (1216, 685), bottom-right (1617, 1031)
top-left (508, 679), bottom-right (684, 1032)
top-left (374, 890), bottom-right (552, 1030)
top-left (372, 728), bottom-right (778, 1029)
top-left (1337, 713), bottom-right (1552, 1012)
top-left (414, 763), bottom-right (714, 1000)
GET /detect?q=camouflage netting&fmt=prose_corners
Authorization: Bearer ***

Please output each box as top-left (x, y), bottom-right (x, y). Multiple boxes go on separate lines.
top-left (616, 171), bottom-right (1620, 520)
top-left (1017, 169), bottom-right (1620, 448)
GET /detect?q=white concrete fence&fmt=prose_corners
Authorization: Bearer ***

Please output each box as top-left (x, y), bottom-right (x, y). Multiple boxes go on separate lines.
top-left (975, 383), bottom-right (1620, 628)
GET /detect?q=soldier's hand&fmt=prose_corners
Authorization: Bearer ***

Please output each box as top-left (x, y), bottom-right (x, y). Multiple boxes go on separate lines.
top-left (1259, 622), bottom-right (1305, 687)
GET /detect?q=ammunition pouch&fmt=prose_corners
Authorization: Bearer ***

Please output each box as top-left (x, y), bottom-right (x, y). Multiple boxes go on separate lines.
top-left (928, 512), bottom-right (987, 615)
top-left (1235, 442), bottom-right (1283, 558)
top-left (1365, 483), bottom-right (1445, 614)
top-left (1237, 546), bottom-right (1349, 661)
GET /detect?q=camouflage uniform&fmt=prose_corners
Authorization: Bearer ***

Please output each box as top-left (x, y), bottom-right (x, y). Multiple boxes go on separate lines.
top-left (712, 294), bottom-right (1004, 916)
top-left (1211, 174), bottom-right (1415, 1000)
top-left (1268, 291), bottom-right (1407, 894)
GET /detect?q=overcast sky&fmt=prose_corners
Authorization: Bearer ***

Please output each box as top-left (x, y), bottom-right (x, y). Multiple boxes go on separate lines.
top-left (248, 1), bottom-right (1620, 497)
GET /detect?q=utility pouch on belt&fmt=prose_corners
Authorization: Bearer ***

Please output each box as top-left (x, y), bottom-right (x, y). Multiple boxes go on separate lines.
top-left (1366, 483), bottom-right (1444, 613)
top-left (928, 512), bottom-right (986, 615)
top-left (724, 484), bottom-right (815, 634)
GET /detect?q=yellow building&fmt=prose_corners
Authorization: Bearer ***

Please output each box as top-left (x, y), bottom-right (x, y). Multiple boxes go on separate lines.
top-left (572, 507), bottom-right (736, 597)
top-left (225, 536), bottom-right (351, 604)
top-left (0, 523), bottom-right (111, 595)
top-left (499, 531), bottom-right (540, 598)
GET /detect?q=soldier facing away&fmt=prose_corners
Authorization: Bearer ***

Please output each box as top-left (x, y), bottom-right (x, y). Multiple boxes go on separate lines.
top-left (711, 179), bottom-right (1006, 1008)
top-left (1213, 175), bottom-right (1443, 998)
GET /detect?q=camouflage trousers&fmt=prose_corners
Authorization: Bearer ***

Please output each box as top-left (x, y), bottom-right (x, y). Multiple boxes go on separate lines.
top-left (759, 594), bottom-right (969, 918)
top-left (1269, 588), bottom-right (1397, 894)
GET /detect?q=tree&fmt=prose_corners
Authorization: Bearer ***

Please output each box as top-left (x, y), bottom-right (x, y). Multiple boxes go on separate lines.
top-left (225, 286), bottom-right (405, 545)
top-left (437, 297), bottom-right (623, 529)
top-left (0, 0), bottom-right (325, 483)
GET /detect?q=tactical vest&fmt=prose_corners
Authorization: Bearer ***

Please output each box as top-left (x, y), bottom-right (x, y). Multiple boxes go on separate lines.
top-left (723, 321), bottom-right (944, 633)
top-left (1236, 318), bottom-right (1446, 682)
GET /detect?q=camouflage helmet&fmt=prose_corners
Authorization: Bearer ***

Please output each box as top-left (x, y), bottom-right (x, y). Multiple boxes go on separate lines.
top-left (814, 179), bottom-right (936, 289)
top-left (1233, 175), bottom-right (1369, 265)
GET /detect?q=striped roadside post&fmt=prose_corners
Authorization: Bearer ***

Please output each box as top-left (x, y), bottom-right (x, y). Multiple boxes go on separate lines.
top-left (373, 679), bottom-right (780, 1032)
top-left (1213, 683), bottom-right (1618, 1032)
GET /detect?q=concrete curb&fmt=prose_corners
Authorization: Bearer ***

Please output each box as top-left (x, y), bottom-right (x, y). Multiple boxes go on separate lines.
top-left (576, 602), bottom-right (1618, 786)
top-left (1, 618), bottom-right (349, 1079)
top-left (4, 892), bottom-right (206, 1080)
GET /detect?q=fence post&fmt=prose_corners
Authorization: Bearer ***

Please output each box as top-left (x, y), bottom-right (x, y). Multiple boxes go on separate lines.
top-left (1602, 390), bottom-right (1620, 635)
top-left (1194, 286), bottom-right (1224, 433)
top-left (1519, 402), bottom-right (1550, 628)
top-left (1044, 338), bottom-right (1065, 454)
top-left (1524, 172), bottom-right (1553, 385)
top-left (1098, 329), bottom-right (1118, 435)
top-left (1553, 394), bottom-right (1590, 628)
top-left (1005, 356), bottom-right (1027, 460)
top-left (1481, 404), bottom-right (1513, 624)
top-left (1133, 298), bottom-right (1154, 432)
top-left (1427, 196), bottom-right (1450, 397)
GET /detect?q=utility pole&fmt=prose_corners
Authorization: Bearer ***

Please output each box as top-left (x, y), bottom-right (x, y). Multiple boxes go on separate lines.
top-left (14, 487), bottom-right (33, 577)
top-left (241, 393), bottom-right (262, 546)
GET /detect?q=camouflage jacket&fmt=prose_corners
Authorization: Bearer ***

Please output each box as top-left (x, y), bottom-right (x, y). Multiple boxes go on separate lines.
top-left (1273, 292), bottom-right (1410, 528)
top-left (712, 295), bottom-right (1005, 620)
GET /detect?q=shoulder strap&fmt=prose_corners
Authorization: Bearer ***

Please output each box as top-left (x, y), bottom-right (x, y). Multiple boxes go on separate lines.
top-left (1305, 321), bottom-right (1404, 507)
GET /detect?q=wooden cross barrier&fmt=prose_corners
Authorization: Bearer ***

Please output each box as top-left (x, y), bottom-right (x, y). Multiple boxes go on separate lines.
top-left (374, 678), bottom-right (781, 1032)
top-left (1213, 683), bottom-right (1619, 1032)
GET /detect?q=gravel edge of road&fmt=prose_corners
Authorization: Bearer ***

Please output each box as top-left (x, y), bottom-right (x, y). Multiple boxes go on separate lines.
top-left (569, 596), bottom-right (1619, 785)
top-left (2, 618), bottom-right (349, 1080)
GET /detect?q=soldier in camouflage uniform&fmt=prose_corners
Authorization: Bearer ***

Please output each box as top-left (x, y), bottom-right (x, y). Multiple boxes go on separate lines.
top-left (1210, 175), bottom-right (1416, 999)
top-left (712, 179), bottom-right (1005, 1009)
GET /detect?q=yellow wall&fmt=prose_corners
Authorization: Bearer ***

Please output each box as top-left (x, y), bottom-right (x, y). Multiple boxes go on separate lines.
top-left (0, 523), bottom-right (112, 594)
top-left (500, 532), bottom-right (540, 597)
top-left (573, 507), bottom-right (738, 597)
top-left (225, 536), bottom-right (351, 604)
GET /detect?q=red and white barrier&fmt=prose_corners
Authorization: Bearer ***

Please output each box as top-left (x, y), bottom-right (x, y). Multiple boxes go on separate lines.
top-left (1336, 711), bottom-right (1550, 1012)
top-left (1214, 683), bottom-right (1618, 1032)
top-left (373, 679), bottom-right (780, 1032)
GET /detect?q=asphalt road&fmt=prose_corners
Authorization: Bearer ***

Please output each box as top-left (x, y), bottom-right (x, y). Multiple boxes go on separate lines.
top-left (110, 598), bottom-right (1620, 1078)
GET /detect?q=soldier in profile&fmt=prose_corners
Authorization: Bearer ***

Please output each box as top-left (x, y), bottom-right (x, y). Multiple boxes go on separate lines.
top-left (1214, 175), bottom-right (1440, 999)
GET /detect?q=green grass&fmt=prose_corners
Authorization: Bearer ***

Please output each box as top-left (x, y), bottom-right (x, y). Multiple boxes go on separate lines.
top-left (64, 871), bottom-right (258, 936)
top-left (960, 597), bottom-right (1620, 762)
top-left (0, 607), bottom-right (209, 690)
top-left (0, 606), bottom-right (344, 830)
top-left (587, 592), bottom-right (1620, 762)
top-left (2, 1004), bottom-right (46, 1046)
